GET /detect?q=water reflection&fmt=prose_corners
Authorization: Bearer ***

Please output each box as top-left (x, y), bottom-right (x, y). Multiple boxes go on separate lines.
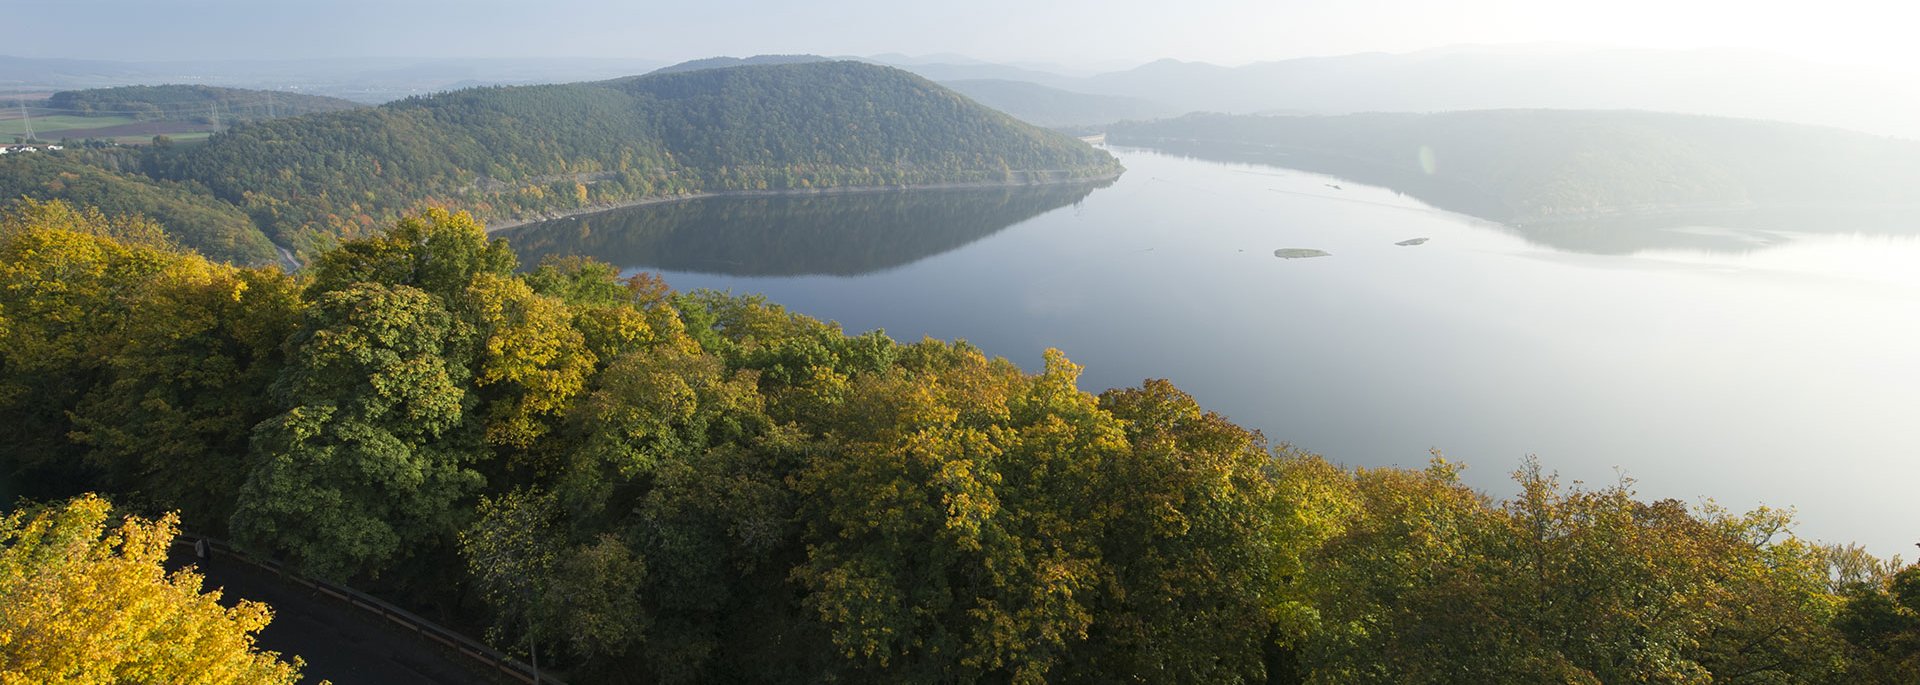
top-left (499, 181), bottom-right (1112, 276)
top-left (1123, 139), bottom-right (1920, 255)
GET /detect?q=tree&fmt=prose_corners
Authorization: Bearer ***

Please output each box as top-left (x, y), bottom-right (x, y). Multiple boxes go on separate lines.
top-left (1837, 566), bottom-right (1920, 682)
top-left (1068, 379), bottom-right (1298, 682)
top-left (231, 282), bottom-right (478, 579)
top-left (790, 348), bottom-right (1123, 683)
top-left (0, 201), bottom-right (182, 499)
top-left (69, 257), bottom-right (300, 531)
top-left (305, 207), bottom-right (515, 304)
top-left (0, 494), bottom-right (310, 684)
top-left (460, 489), bottom-right (561, 674)
top-left (463, 272), bottom-right (596, 450)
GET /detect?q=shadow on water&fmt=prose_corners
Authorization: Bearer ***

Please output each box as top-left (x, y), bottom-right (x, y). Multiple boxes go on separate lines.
top-left (1122, 139), bottom-right (1920, 256)
top-left (498, 181), bottom-right (1113, 277)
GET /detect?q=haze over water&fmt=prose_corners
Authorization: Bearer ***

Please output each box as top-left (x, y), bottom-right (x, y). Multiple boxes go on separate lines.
top-left (506, 147), bottom-right (1920, 557)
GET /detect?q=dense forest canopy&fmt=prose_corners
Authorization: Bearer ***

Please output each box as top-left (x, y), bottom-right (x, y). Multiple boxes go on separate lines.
top-left (46, 84), bottom-right (362, 123)
top-left (1110, 110), bottom-right (1920, 225)
top-left (0, 153), bottom-right (276, 263)
top-left (4, 200), bottom-right (1919, 683)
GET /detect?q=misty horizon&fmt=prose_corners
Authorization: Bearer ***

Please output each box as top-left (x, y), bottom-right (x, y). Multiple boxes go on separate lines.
top-left (9, 41), bottom-right (1920, 79)
top-left (15, 0), bottom-right (1920, 74)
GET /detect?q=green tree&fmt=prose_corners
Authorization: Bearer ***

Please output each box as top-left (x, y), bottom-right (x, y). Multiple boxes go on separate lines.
top-left (231, 282), bottom-right (478, 578)
top-left (1837, 566), bottom-right (1920, 682)
top-left (460, 489), bottom-right (562, 671)
top-left (1068, 379), bottom-right (1297, 682)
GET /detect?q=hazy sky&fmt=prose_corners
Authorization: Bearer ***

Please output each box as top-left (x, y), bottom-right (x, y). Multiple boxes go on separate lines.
top-left (18, 0), bottom-right (1920, 70)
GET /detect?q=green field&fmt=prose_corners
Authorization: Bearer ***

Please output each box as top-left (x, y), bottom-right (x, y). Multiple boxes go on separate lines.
top-left (0, 113), bottom-right (137, 138)
top-left (0, 112), bottom-right (214, 144)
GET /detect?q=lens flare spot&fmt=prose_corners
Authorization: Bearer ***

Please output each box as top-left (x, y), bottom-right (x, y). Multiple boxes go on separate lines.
top-left (1418, 145), bottom-right (1437, 175)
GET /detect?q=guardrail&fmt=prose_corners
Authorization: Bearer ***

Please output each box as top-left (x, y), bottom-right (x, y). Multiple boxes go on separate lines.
top-left (172, 534), bottom-right (563, 685)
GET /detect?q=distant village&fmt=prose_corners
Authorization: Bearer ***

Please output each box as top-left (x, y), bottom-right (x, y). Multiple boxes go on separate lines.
top-left (0, 143), bottom-right (66, 155)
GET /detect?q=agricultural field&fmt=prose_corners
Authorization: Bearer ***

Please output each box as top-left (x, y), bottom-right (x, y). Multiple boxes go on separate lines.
top-left (1, 107), bottom-right (214, 144)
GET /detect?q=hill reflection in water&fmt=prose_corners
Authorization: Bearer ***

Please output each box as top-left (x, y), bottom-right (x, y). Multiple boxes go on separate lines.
top-left (498, 181), bottom-right (1112, 276)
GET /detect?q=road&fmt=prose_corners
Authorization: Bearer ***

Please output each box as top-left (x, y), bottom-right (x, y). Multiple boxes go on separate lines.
top-left (167, 547), bottom-right (521, 685)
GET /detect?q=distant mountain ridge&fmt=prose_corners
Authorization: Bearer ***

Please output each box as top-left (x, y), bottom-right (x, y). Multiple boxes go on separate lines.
top-left (647, 55), bottom-right (833, 75)
top-left (644, 55), bottom-right (1173, 127)
top-left (1075, 47), bottom-right (1920, 140)
top-left (939, 79), bottom-right (1180, 128)
top-left (16, 46), bottom-right (1915, 137)
top-left (874, 46), bottom-right (1920, 140)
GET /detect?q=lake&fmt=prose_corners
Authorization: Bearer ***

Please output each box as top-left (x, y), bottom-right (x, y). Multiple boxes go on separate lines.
top-left (501, 147), bottom-right (1920, 558)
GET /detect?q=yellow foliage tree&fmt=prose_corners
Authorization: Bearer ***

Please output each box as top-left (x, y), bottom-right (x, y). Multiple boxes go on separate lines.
top-left (0, 495), bottom-right (311, 685)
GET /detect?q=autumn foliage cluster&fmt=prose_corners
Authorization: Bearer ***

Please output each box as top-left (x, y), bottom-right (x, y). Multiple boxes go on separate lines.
top-left (2, 200), bottom-right (1916, 683)
top-left (0, 495), bottom-right (306, 684)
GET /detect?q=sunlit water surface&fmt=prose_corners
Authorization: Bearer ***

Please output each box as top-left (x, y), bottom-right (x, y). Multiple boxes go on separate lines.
top-left (505, 147), bottom-right (1920, 557)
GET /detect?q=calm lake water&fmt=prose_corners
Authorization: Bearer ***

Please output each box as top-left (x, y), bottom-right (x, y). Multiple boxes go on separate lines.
top-left (502, 147), bottom-right (1920, 557)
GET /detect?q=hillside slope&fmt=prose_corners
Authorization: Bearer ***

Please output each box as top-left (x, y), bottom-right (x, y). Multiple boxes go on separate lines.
top-left (139, 61), bottom-right (1120, 257)
top-left (0, 153), bottom-right (274, 263)
top-left (1111, 110), bottom-right (1920, 224)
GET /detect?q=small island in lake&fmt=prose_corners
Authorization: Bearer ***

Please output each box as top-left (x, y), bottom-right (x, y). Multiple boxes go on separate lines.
top-left (1274, 248), bottom-right (1332, 259)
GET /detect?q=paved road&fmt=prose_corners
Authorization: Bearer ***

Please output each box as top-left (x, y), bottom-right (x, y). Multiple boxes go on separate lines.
top-left (167, 548), bottom-right (519, 685)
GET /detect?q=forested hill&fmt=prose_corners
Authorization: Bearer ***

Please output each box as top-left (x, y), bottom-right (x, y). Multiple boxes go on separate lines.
top-left (47, 84), bottom-right (361, 123)
top-left (136, 60), bottom-right (1119, 258)
top-left (646, 54), bottom-right (831, 75)
top-left (1110, 110), bottom-right (1920, 224)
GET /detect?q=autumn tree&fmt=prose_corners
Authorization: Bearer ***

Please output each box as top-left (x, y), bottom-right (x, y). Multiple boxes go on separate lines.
top-left (68, 256), bottom-right (300, 531)
top-left (0, 494), bottom-right (309, 684)
top-left (0, 202), bottom-right (177, 492)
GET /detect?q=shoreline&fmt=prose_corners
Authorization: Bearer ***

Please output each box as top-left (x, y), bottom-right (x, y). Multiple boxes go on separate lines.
top-left (485, 171), bottom-right (1124, 233)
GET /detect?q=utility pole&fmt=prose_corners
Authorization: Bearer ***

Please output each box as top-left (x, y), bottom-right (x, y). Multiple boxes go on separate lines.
top-left (266, 90), bottom-right (276, 119)
top-left (18, 101), bottom-right (34, 142)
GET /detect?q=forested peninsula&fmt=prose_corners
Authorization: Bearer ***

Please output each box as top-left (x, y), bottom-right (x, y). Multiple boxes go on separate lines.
top-left (1, 61), bottom-right (1121, 264)
top-left (4, 200), bottom-right (1919, 683)
top-left (1110, 110), bottom-right (1920, 225)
